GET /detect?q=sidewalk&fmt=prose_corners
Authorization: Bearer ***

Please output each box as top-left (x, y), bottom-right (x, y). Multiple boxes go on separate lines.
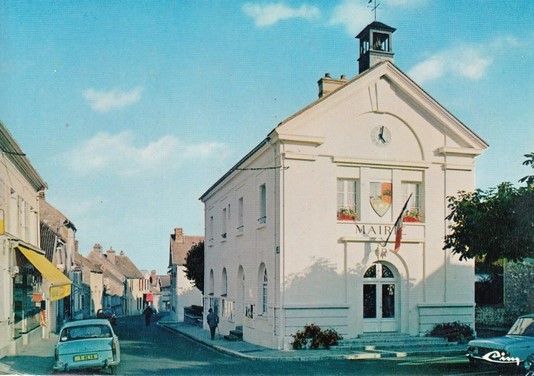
top-left (156, 318), bottom-right (467, 362)
top-left (0, 334), bottom-right (58, 375)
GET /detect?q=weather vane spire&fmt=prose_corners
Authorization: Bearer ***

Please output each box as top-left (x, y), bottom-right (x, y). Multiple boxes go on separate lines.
top-left (368, 0), bottom-right (380, 21)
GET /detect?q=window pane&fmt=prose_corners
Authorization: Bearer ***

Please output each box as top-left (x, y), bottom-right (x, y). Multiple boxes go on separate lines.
top-left (382, 284), bottom-right (395, 318)
top-left (364, 265), bottom-right (376, 278)
top-left (337, 179), bottom-right (359, 220)
top-left (382, 265), bottom-right (394, 278)
top-left (363, 284), bottom-right (376, 318)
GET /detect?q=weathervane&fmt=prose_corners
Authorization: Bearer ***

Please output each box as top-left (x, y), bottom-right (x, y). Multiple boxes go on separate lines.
top-left (368, 0), bottom-right (381, 20)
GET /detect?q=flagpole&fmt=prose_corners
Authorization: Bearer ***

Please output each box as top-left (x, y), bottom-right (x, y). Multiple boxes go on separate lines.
top-left (379, 193), bottom-right (412, 247)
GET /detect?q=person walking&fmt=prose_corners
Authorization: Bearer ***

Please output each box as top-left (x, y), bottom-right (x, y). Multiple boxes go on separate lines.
top-left (143, 303), bottom-right (154, 326)
top-left (206, 308), bottom-right (219, 340)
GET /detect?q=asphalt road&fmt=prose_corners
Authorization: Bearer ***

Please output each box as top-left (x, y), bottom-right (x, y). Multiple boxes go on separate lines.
top-left (1, 315), bottom-right (505, 375)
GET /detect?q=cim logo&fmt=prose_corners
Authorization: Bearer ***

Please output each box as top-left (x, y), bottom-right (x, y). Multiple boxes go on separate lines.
top-left (481, 350), bottom-right (521, 366)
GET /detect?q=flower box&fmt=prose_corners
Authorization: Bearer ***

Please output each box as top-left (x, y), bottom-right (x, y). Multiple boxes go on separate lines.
top-left (337, 213), bottom-right (356, 221)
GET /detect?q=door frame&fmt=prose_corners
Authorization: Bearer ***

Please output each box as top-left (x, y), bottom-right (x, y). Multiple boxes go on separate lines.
top-left (362, 262), bottom-right (400, 333)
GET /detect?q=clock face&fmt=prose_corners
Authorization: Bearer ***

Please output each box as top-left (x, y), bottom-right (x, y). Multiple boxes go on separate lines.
top-left (371, 125), bottom-right (391, 147)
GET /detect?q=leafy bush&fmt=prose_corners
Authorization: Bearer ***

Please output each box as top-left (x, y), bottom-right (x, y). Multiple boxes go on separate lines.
top-left (291, 324), bottom-right (343, 350)
top-left (427, 321), bottom-right (474, 343)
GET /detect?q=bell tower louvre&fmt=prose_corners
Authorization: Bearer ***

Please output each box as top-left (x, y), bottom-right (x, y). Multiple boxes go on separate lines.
top-left (356, 21), bottom-right (396, 73)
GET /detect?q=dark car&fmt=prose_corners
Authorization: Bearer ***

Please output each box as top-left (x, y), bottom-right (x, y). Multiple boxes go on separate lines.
top-left (97, 308), bottom-right (117, 325)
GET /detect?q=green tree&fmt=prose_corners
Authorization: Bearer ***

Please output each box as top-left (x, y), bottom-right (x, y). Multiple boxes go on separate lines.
top-left (444, 153), bottom-right (534, 264)
top-left (184, 241), bottom-right (204, 293)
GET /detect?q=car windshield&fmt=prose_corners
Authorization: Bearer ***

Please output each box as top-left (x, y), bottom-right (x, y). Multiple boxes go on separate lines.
top-left (507, 317), bottom-right (534, 336)
top-left (60, 325), bottom-right (112, 342)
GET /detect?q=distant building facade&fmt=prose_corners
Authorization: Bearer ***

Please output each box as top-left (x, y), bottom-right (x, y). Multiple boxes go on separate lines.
top-left (200, 22), bottom-right (488, 349)
top-left (168, 228), bottom-right (203, 321)
top-left (87, 244), bottom-right (144, 317)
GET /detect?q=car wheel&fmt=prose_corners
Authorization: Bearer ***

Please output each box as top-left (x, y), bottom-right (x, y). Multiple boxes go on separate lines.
top-left (524, 354), bottom-right (534, 374)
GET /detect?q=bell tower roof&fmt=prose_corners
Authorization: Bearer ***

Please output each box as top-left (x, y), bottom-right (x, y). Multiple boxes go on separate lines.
top-left (356, 21), bottom-right (396, 73)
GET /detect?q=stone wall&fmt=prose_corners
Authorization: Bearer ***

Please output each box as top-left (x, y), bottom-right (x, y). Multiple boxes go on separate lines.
top-left (504, 260), bottom-right (534, 322)
top-left (475, 260), bottom-right (534, 328)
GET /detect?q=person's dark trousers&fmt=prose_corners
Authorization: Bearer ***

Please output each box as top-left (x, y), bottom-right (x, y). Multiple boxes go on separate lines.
top-left (145, 316), bottom-right (151, 326)
top-left (210, 326), bottom-right (216, 340)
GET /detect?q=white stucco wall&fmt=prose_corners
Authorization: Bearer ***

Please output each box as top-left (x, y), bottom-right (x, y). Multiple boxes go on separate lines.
top-left (202, 61), bottom-right (486, 349)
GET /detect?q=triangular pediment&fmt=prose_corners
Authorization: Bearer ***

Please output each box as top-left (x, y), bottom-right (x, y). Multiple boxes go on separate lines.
top-left (273, 61), bottom-right (487, 163)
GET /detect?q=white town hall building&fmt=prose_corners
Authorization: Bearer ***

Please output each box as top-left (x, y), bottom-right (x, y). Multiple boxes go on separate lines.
top-left (200, 21), bottom-right (488, 350)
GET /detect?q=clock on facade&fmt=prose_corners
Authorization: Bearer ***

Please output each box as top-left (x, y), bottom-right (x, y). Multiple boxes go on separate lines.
top-left (371, 125), bottom-right (391, 147)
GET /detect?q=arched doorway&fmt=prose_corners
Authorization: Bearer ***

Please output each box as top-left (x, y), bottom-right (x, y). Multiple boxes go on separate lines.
top-left (362, 262), bottom-right (399, 333)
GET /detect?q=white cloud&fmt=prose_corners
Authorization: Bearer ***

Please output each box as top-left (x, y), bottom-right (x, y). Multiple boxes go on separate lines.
top-left (242, 2), bottom-right (320, 27)
top-left (68, 131), bottom-right (227, 176)
top-left (408, 45), bottom-right (493, 84)
top-left (328, 0), bottom-right (369, 36)
top-left (83, 87), bottom-right (143, 113)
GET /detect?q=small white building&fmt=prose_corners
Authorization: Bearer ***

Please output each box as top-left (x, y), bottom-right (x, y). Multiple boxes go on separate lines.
top-left (199, 22), bottom-right (488, 350)
top-left (168, 228), bottom-right (203, 322)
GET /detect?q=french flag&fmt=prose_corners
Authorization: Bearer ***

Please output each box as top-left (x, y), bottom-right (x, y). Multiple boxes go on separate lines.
top-left (393, 194), bottom-right (412, 253)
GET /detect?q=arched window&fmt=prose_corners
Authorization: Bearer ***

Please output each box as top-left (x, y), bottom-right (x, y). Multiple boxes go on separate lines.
top-left (222, 268), bottom-right (228, 296)
top-left (262, 269), bottom-right (268, 314)
top-left (208, 269), bottom-right (215, 295)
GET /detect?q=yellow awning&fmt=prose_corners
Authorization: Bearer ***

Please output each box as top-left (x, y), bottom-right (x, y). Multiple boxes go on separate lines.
top-left (17, 245), bottom-right (72, 301)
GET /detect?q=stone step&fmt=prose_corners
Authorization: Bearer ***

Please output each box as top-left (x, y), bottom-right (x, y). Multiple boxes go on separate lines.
top-left (224, 326), bottom-right (243, 342)
top-left (334, 334), bottom-right (456, 351)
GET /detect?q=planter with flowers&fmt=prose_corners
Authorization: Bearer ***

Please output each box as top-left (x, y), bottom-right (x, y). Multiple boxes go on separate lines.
top-left (291, 323), bottom-right (343, 350)
top-left (337, 206), bottom-right (358, 221)
top-left (403, 209), bottom-right (422, 223)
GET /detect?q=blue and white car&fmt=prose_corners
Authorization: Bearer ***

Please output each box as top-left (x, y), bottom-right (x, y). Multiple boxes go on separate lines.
top-left (467, 313), bottom-right (534, 372)
top-left (53, 318), bottom-right (121, 374)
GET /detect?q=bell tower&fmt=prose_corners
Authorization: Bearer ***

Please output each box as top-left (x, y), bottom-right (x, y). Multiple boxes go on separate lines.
top-left (356, 21), bottom-right (396, 73)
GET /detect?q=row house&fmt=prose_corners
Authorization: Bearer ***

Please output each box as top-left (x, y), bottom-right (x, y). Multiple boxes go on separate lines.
top-left (0, 121), bottom-right (72, 357)
top-left (199, 22), bottom-right (488, 349)
top-left (72, 251), bottom-right (103, 318)
top-left (87, 244), bottom-right (146, 317)
top-left (39, 196), bottom-right (83, 331)
top-left (168, 227), bottom-right (203, 322)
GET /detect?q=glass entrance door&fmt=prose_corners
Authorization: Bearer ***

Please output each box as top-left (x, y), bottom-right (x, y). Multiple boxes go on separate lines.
top-left (362, 263), bottom-right (398, 332)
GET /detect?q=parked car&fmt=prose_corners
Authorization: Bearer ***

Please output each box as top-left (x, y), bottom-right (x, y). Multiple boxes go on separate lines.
top-left (53, 318), bottom-right (121, 374)
top-left (466, 313), bottom-right (534, 372)
top-left (97, 308), bottom-right (117, 325)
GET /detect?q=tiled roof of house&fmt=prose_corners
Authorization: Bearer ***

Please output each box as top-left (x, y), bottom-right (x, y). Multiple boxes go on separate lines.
top-left (169, 228), bottom-right (203, 267)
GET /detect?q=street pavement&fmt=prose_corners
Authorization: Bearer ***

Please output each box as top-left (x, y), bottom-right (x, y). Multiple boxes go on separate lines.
top-left (0, 315), bottom-right (487, 374)
top-left (156, 317), bottom-right (468, 362)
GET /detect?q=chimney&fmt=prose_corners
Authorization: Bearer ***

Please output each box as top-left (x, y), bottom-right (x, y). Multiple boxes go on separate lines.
top-left (106, 247), bottom-right (116, 264)
top-left (317, 73), bottom-right (347, 98)
top-left (93, 243), bottom-right (103, 254)
top-left (174, 227), bottom-right (184, 243)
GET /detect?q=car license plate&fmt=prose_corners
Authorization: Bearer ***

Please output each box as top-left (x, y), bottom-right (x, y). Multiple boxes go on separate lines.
top-left (74, 354), bottom-right (98, 362)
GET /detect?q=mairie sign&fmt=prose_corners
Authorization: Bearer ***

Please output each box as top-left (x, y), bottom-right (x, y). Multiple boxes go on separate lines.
top-left (354, 224), bottom-right (393, 237)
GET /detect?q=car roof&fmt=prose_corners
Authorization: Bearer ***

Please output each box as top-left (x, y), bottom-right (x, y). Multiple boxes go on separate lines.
top-left (61, 318), bottom-right (112, 329)
top-left (520, 313), bottom-right (534, 319)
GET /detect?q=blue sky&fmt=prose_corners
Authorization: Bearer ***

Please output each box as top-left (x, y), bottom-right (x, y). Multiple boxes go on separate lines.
top-left (1, 0), bottom-right (533, 274)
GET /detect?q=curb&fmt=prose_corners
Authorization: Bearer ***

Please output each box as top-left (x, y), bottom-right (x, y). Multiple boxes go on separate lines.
top-left (157, 321), bottom-right (468, 362)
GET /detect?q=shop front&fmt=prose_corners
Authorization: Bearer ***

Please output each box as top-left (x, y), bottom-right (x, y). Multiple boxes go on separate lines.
top-left (14, 245), bottom-right (71, 338)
